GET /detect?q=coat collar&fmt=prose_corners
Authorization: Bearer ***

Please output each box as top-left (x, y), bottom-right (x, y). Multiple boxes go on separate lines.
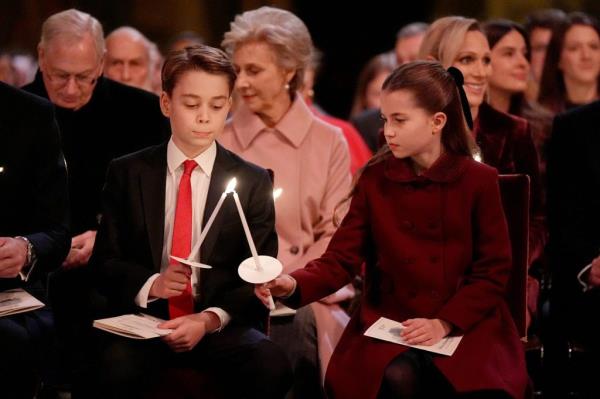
top-left (231, 94), bottom-right (314, 149)
top-left (384, 152), bottom-right (470, 183)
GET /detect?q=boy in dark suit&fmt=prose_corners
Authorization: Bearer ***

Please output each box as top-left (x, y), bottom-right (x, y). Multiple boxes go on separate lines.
top-left (87, 45), bottom-right (291, 399)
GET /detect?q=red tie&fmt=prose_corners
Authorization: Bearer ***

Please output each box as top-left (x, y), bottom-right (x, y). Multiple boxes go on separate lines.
top-left (168, 159), bottom-right (197, 319)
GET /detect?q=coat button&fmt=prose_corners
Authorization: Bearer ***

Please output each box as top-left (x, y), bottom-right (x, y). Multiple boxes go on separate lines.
top-left (431, 290), bottom-right (440, 299)
top-left (429, 256), bottom-right (439, 263)
top-left (408, 289), bottom-right (417, 298)
top-left (428, 222), bottom-right (438, 230)
top-left (381, 278), bottom-right (394, 294)
top-left (290, 246), bottom-right (299, 255)
top-left (400, 220), bottom-right (414, 230)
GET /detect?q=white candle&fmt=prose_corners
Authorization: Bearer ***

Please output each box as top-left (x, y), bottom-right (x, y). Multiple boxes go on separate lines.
top-left (187, 178), bottom-right (237, 261)
top-left (232, 191), bottom-right (263, 271)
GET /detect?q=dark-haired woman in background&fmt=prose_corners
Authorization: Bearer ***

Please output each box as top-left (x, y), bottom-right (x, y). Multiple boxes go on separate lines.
top-left (538, 12), bottom-right (600, 114)
top-left (483, 19), bottom-right (554, 328)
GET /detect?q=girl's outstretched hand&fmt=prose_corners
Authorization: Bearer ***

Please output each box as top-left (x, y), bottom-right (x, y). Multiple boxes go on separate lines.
top-left (254, 274), bottom-right (296, 307)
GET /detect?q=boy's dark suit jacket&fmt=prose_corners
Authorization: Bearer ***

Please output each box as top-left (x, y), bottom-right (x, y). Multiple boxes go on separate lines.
top-left (90, 142), bottom-right (277, 329)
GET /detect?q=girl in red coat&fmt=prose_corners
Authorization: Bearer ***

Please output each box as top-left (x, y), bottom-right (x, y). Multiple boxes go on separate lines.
top-left (257, 61), bottom-right (528, 399)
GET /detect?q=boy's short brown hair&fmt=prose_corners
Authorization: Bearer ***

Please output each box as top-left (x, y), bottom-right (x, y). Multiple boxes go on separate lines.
top-left (161, 44), bottom-right (236, 95)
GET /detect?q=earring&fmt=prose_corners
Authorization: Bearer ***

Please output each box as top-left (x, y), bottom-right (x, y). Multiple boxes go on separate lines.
top-left (284, 83), bottom-right (290, 91)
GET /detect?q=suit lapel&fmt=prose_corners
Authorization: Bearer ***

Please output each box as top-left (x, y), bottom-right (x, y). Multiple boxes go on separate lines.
top-left (140, 143), bottom-right (168, 271)
top-left (200, 144), bottom-right (237, 264)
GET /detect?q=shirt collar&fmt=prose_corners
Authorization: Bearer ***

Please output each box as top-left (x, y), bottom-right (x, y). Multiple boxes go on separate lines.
top-left (231, 93), bottom-right (314, 149)
top-left (167, 138), bottom-right (217, 177)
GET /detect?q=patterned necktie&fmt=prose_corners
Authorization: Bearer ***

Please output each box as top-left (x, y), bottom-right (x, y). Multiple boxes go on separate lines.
top-left (168, 159), bottom-right (197, 319)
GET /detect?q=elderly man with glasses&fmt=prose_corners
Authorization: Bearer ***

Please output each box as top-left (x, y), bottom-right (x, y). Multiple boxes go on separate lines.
top-left (22, 9), bottom-right (169, 390)
top-left (23, 9), bottom-right (169, 268)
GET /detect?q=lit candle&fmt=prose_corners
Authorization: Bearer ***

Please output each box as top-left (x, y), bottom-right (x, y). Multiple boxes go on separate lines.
top-left (187, 178), bottom-right (237, 261)
top-left (232, 190), bottom-right (263, 271)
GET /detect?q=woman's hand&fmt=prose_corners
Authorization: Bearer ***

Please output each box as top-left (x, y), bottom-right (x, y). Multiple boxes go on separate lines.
top-left (254, 274), bottom-right (296, 308)
top-left (400, 318), bottom-right (452, 346)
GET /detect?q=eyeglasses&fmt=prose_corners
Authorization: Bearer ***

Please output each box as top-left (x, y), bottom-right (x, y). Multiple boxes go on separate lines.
top-left (45, 70), bottom-right (98, 88)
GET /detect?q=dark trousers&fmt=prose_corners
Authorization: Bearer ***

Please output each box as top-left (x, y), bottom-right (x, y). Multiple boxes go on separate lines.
top-left (377, 350), bottom-right (512, 399)
top-left (0, 308), bottom-right (55, 399)
top-left (81, 324), bottom-right (292, 399)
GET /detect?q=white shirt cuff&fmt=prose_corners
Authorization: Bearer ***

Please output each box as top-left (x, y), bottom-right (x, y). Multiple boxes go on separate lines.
top-left (19, 262), bottom-right (35, 282)
top-left (577, 263), bottom-right (593, 292)
top-left (135, 273), bottom-right (161, 308)
top-left (203, 307), bottom-right (231, 332)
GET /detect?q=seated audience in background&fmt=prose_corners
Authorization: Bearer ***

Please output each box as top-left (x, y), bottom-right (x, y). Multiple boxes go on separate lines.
top-left (301, 48), bottom-right (372, 174)
top-left (0, 52), bottom-right (17, 85)
top-left (0, 81), bottom-right (70, 398)
top-left (350, 52), bottom-right (397, 151)
top-left (0, 51), bottom-right (37, 87)
top-left (546, 99), bottom-right (600, 398)
top-left (350, 52), bottom-right (397, 119)
top-left (86, 44), bottom-right (292, 399)
top-left (257, 61), bottom-right (528, 399)
top-left (538, 12), bottom-right (600, 114)
top-left (23, 9), bottom-right (169, 268)
top-left (220, 7), bottom-right (351, 398)
top-left (394, 22), bottom-right (429, 65)
top-left (524, 9), bottom-right (568, 100)
top-left (167, 31), bottom-right (206, 53)
top-left (104, 26), bottom-right (155, 92)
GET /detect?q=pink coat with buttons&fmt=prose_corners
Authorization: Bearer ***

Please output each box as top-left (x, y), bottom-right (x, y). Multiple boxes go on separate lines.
top-left (287, 152), bottom-right (528, 399)
top-left (219, 96), bottom-right (351, 273)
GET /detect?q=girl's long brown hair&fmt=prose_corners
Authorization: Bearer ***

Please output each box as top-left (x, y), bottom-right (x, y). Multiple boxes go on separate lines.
top-left (334, 60), bottom-right (475, 225)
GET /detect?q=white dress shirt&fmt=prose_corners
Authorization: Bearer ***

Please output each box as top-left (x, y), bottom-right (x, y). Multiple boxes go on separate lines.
top-left (135, 139), bottom-right (231, 330)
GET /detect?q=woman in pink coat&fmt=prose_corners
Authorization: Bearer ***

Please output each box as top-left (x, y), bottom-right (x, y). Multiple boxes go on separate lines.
top-left (220, 6), bottom-right (351, 397)
top-left (257, 61), bottom-right (528, 399)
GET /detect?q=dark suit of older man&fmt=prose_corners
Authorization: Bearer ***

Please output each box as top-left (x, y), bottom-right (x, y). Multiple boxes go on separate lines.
top-left (0, 81), bottom-right (70, 398)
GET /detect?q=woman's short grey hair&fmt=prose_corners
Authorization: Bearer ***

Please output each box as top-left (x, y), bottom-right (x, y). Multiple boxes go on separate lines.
top-left (40, 9), bottom-right (105, 60)
top-left (222, 6), bottom-right (313, 93)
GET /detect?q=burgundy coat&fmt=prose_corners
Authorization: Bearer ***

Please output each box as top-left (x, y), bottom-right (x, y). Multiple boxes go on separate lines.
top-left (474, 102), bottom-right (546, 264)
top-left (287, 152), bottom-right (528, 399)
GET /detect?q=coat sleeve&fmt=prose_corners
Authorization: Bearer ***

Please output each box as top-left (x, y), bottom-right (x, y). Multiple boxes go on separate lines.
top-left (436, 168), bottom-right (513, 333)
top-left (546, 112), bottom-right (598, 287)
top-left (25, 103), bottom-right (70, 278)
top-left (285, 129), bottom-right (351, 273)
top-left (89, 160), bottom-right (156, 311)
top-left (287, 173), bottom-right (369, 308)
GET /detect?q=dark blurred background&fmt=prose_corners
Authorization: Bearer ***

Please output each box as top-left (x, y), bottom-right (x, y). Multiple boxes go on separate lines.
top-left (1, 0), bottom-right (598, 118)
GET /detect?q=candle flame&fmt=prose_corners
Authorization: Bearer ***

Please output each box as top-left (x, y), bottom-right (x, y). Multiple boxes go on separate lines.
top-left (225, 178), bottom-right (237, 193)
top-left (273, 188), bottom-right (283, 201)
